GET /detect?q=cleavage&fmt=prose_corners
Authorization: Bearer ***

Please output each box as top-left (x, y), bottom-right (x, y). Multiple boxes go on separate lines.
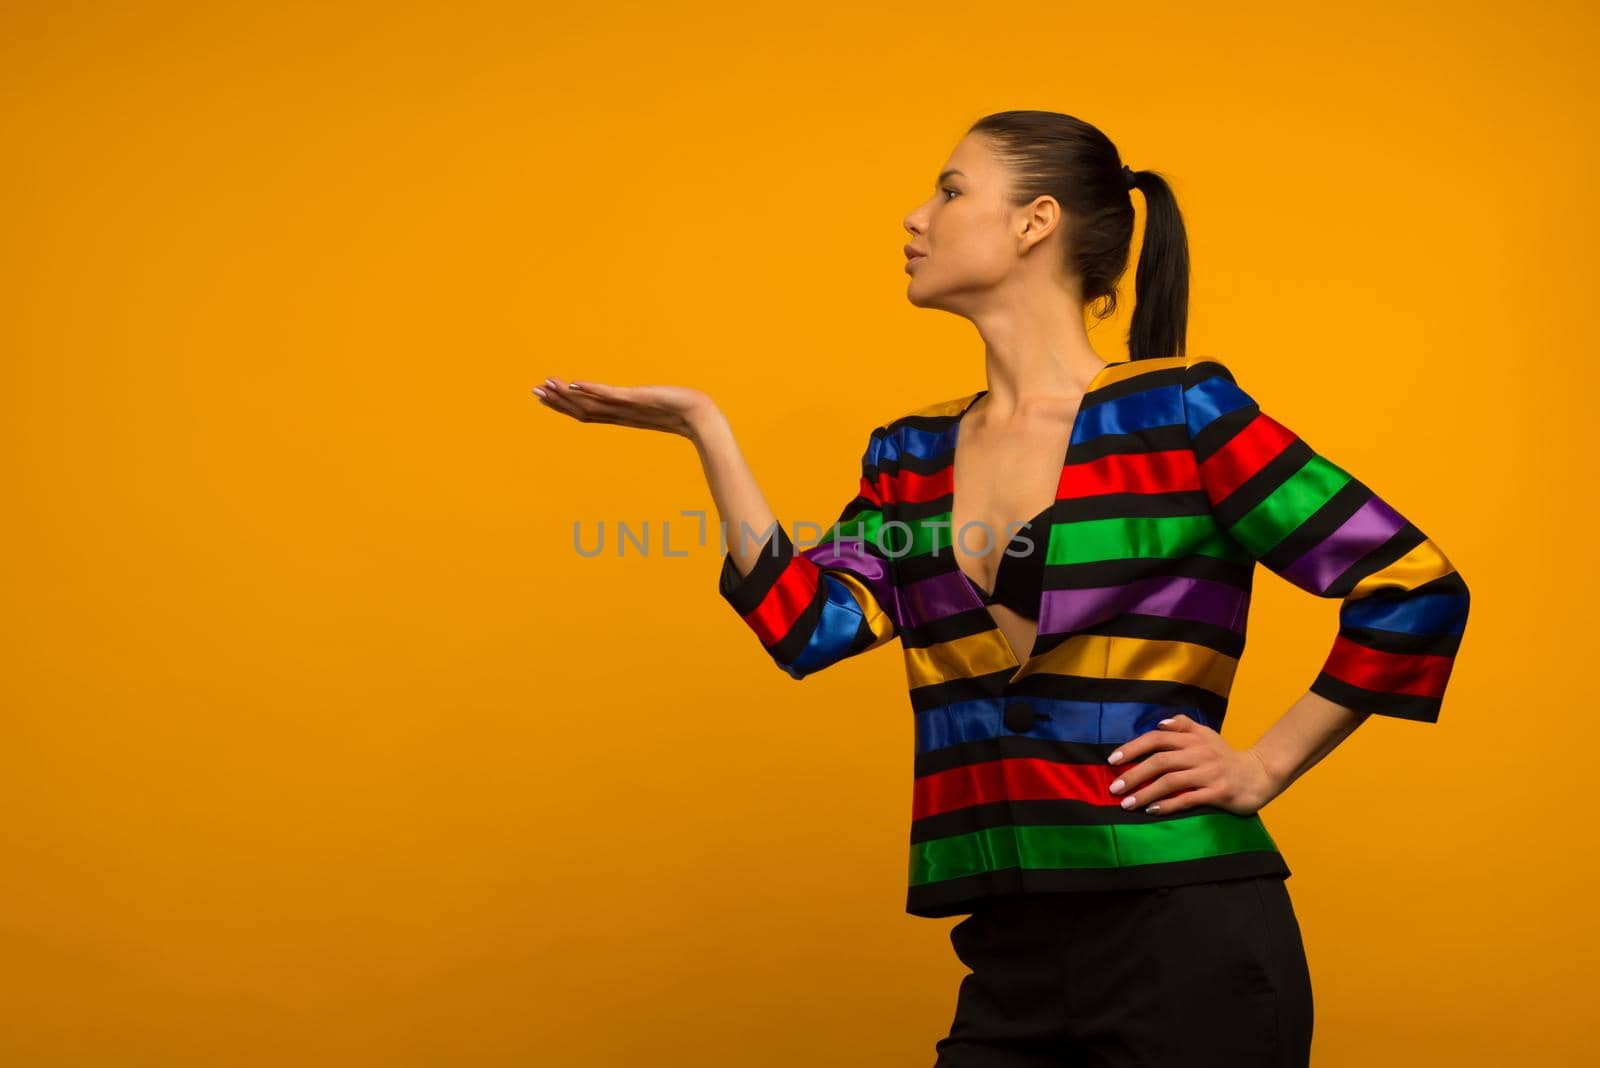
top-left (968, 502), bottom-right (1051, 596)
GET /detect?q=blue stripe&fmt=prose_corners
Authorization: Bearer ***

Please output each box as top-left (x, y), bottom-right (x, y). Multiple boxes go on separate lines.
top-left (890, 422), bottom-right (956, 464)
top-left (1076, 383), bottom-right (1185, 443)
top-left (889, 382), bottom-right (1187, 468)
top-left (1184, 374), bottom-right (1254, 436)
top-left (1340, 589), bottom-right (1470, 637)
top-left (914, 698), bottom-right (1221, 753)
top-left (784, 575), bottom-right (874, 677)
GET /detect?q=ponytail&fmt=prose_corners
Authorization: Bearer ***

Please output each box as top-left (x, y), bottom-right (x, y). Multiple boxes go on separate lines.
top-left (968, 110), bottom-right (1192, 360)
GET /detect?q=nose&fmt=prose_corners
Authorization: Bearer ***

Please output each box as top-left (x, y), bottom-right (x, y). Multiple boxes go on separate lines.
top-left (903, 204), bottom-right (924, 237)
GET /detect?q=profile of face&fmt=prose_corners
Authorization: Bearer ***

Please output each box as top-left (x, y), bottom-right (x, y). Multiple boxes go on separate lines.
top-left (902, 133), bottom-right (1065, 314)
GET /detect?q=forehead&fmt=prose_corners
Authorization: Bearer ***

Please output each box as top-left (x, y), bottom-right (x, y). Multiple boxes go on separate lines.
top-left (939, 135), bottom-right (995, 179)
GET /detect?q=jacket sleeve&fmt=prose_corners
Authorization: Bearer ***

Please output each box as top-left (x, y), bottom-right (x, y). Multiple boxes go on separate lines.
top-left (1182, 357), bottom-right (1470, 723)
top-left (717, 426), bottom-right (901, 679)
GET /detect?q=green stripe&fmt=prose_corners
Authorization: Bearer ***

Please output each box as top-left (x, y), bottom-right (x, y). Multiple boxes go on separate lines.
top-left (1045, 514), bottom-right (1253, 566)
top-left (1233, 454), bottom-right (1351, 555)
top-left (821, 508), bottom-right (887, 549)
top-left (870, 510), bottom-right (960, 559)
top-left (882, 512), bottom-right (1254, 567)
top-left (909, 812), bottom-right (1279, 886)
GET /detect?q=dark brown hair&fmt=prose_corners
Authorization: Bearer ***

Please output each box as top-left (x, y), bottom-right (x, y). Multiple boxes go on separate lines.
top-left (968, 109), bottom-right (1190, 361)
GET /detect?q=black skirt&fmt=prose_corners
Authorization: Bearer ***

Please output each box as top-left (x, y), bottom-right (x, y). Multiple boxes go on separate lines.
top-left (933, 874), bottom-right (1313, 1067)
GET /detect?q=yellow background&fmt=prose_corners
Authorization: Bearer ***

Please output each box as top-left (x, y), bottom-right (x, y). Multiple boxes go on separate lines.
top-left (3, 2), bottom-right (1593, 1064)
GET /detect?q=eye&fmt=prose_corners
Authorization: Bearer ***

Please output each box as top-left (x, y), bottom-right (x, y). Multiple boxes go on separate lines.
top-left (941, 187), bottom-right (959, 201)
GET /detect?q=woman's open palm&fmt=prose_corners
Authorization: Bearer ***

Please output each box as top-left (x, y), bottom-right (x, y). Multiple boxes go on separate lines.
top-left (532, 375), bottom-right (712, 438)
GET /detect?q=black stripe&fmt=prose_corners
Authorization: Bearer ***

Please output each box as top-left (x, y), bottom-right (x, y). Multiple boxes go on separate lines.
top-left (717, 525), bottom-right (797, 616)
top-left (1069, 422), bottom-right (1189, 464)
top-left (1054, 485), bottom-right (1214, 522)
top-left (1337, 623), bottom-right (1463, 658)
top-left (1309, 674), bottom-right (1442, 723)
top-left (767, 580), bottom-right (829, 665)
top-left (898, 605), bottom-right (997, 650)
top-left (1182, 358), bottom-right (1238, 392)
top-left (1087, 611), bottom-right (1250, 659)
top-left (1042, 549), bottom-right (1255, 593)
top-left (908, 670), bottom-right (1016, 711)
top-left (1251, 475), bottom-right (1372, 572)
top-left (1315, 514), bottom-right (1426, 596)
top-left (913, 736), bottom-right (1109, 778)
top-left (905, 850), bottom-right (1291, 918)
top-left (1209, 438), bottom-right (1316, 526)
top-left (910, 793), bottom-right (1255, 843)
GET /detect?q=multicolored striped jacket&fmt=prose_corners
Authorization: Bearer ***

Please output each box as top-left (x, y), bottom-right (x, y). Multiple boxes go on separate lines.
top-left (717, 354), bottom-right (1470, 918)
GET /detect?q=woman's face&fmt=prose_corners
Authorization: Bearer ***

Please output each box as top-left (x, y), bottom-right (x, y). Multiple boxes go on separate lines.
top-left (902, 133), bottom-right (1060, 313)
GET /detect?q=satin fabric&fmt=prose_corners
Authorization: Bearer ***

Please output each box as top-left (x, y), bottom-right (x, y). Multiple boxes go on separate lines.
top-left (718, 354), bottom-right (1469, 918)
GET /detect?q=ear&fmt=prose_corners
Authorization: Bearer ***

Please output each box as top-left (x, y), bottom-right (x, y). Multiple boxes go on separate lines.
top-left (1016, 194), bottom-right (1062, 254)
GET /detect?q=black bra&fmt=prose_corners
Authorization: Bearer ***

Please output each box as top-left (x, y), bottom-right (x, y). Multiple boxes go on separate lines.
top-left (967, 504), bottom-right (1052, 621)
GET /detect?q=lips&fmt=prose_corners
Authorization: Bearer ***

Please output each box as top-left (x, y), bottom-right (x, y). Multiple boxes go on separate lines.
top-left (903, 243), bottom-right (927, 261)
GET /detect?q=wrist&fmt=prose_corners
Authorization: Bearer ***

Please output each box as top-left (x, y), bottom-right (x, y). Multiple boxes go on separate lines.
top-left (685, 397), bottom-right (728, 443)
top-left (1245, 745), bottom-right (1287, 801)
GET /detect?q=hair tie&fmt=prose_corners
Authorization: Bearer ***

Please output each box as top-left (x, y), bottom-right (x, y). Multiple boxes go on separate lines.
top-left (1122, 164), bottom-right (1137, 191)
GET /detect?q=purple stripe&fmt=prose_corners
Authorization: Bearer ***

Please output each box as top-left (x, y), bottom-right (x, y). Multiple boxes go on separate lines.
top-left (1039, 575), bottom-right (1250, 636)
top-left (801, 540), bottom-right (907, 630)
top-left (1280, 495), bottom-right (1405, 595)
top-left (901, 570), bottom-right (978, 629)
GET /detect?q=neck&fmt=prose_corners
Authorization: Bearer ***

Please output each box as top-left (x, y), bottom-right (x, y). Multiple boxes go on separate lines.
top-left (967, 293), bottom-right (1110, 417)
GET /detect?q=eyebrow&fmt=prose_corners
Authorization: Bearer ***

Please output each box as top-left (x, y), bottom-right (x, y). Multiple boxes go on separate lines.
top-left (936, 168), bottom-right (966, 187)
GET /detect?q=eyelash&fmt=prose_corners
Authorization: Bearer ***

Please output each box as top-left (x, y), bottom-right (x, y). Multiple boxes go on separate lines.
top-left (941, 187), bottom-right (958, 201)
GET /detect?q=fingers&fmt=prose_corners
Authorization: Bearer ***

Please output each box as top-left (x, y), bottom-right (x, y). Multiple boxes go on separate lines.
top-left (1142, 781), bottom-right (1216, 816)
top-left (1106, 715), bottom-right (1191, 766)
top-left (533, 377), bottom-right (627, 426)
top-left (1108, 749), bottom-right (1184, 802)
top-left (1112, 765), bottom-right (1208, 813)
top-left (535, 383), bottom-right (590, 422)
top-left (565, 379), bottom-right (625, 401)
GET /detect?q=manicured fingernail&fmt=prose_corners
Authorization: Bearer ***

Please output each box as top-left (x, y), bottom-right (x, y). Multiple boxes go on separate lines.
top-left (1108, 750), bottom-right (1123, 763)
top-left (545, 377), bottom-right (557, 386)
top-left (569, 382), bottom-right (583, 390)
top-left (532, 387), bottom-right (546, 398)
top-left (1158, 718), bottom-right (1174, 726)
top-left (1146, 804), bottom-right (1161, 814)
top-left (1120, 795), bottom-right (1138, 809)
top-left (1110, 779), bottom-right (1124, 794)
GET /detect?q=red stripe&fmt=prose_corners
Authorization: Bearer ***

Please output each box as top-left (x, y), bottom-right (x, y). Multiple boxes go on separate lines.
top-left (1059, 449), bottom-right (1203, 497)
top-left (1320, 635), bottom-right (1455, 699)
top-left (1199, 412), bottom-right (1298, 505)
top-left (891, 465), bottom-right (954, 505)
top-left (912, 756), bottom-right (1126, 819)
top-left (743, 556), bottom-right (821, 647)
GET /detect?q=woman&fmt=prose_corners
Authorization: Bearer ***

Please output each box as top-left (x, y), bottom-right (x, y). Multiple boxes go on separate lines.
top-left (532, 110), bottom-right (1469, 1067)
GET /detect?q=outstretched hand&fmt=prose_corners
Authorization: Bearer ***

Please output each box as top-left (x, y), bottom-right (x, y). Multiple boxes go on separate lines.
top-left (532, 375), bottom-right (716, 438)
top-left (1104, 713), bottom-right (1282, 817)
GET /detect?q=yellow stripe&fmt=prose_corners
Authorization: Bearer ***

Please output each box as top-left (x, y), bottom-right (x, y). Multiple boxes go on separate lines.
top-left (904, 628), bottom-right (1017, 688)
top-left (1010, 633), bottom-right (1110, 683)
top-left (1104, 634), bottom-right (1240, 696)
top-left (897, 390), bottom-right (982, 422)
top-left (829, 572), bottom-right (899, 650)
top-left (1349, 539), bottom-right (1458, 599)
top-left (1102, 354), bottom-right (1185, 386)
